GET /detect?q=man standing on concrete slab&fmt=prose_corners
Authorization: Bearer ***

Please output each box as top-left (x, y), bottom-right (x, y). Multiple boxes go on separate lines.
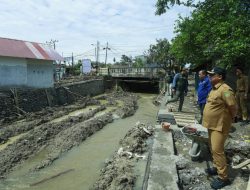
top-left (165, 68), bottom-right (188, 112)
top-left (197, 70), bottom-right (212, 124)
top-left (203, 67), bottom-right (237, 189)
top-left (235, 67), bottom-right (249, 123)
top-left (165, 71), bottom-right (174, 96)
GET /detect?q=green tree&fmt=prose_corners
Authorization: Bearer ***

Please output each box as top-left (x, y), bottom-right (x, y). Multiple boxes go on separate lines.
top-left (146, 38), bottom-right (174, 70)
top-left (133, 58), bottom-right (144, 68)
top-left (120, 55), bottom-right (132, 65)
top-left (155, 0), bottom-right (197, 15)
top-left (159, 0), bottom-right (250, 68)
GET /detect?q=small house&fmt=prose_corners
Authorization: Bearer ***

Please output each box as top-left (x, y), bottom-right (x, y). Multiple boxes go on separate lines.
top-left (0, 37), bottom-right (63, 88)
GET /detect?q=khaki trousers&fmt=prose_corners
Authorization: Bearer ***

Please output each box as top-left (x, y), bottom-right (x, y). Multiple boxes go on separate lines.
top-left (236, 92), bottom-right (248, 120)
top-left (208, 129), bottom-right (228, 180)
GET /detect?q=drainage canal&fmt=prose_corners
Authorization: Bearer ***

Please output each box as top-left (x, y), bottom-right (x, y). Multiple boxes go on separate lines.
top-left (0, 93), bottom-right (158, 190)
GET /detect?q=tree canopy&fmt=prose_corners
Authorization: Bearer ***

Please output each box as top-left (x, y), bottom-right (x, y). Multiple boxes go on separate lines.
top-left (155, 0), bottom-right (197, 15)
top-left (119, 55), bottom-right (132, 65)
top-left (145, 38), bottom-right (174, 70)
top-left (156, 0), bottom-right (250, 69)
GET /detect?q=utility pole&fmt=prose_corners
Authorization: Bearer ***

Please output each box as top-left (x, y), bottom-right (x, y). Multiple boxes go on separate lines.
top-left (71, 52), bottom-right (74, 67)
top-left (103, 42), bottom-right (110, 66)
top-left (96, 41), bottom-right (100, 65)
top-left (91, 41), bottom-right (100, 72)
top-left (46, 39), bottom-right (58, 50)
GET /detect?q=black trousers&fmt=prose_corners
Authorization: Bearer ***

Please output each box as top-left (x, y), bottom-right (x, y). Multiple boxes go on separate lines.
top-left (167, 91), bottom-right (185, 111)
top-left (199, 103), bottom-right (206, 124)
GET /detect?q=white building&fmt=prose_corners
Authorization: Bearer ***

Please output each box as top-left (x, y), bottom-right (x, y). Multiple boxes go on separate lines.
top-left (0, 37), bottom-right (63, 88)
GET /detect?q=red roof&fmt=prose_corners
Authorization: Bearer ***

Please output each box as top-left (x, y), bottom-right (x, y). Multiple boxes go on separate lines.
top-left (0, 37), bottom-right (63, 61)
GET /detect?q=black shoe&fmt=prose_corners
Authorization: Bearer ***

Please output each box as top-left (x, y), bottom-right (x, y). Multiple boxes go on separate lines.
top-left (191, 156), bottom-right (200, 162)
top-left (210, 177), bottom-right (230, 189)
top-left (205, 167), bottom-right (218, 175)
top-left (235, 117), bottom-right (243, 123)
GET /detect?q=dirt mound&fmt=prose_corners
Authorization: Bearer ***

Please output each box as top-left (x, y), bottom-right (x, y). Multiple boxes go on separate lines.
top-left (91, 123), bottom-right (154, 190)
top-left (0, 92), bottom-right (138, 178)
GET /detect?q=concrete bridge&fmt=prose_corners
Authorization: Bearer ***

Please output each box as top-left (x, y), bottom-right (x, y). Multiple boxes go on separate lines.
top-left (99, 67), bottom-right (163, 92)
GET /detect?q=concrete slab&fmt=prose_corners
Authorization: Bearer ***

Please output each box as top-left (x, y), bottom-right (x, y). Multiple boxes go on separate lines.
top-left (149, 80), bottom-right (250, 189)
top-left (146, 125), bottom-right (179, 190)
top-left (157, 109), bottom-right (176, 124)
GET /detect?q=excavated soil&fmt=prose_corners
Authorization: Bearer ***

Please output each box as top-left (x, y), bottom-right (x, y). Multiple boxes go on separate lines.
top-left (173, 122), bottom-right (250, 190)
top-left (0, 91), bottom-right (138, 178)
top-left (91, 123), bottom-right (154, 190)
top-left (91, 89), bottom-right (249, 190)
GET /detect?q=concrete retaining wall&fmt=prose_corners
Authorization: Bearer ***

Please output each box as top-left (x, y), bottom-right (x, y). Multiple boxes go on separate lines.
top-left (55, 79), bottom-right (104, 104)
top-left (0, 79), bottom-right (105, 119)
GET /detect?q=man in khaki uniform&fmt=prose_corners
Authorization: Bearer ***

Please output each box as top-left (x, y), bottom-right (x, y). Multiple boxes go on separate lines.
top-left (203, 67), bottom-right (237, 189)
top-left (236, 67), bottom-right (248, 122)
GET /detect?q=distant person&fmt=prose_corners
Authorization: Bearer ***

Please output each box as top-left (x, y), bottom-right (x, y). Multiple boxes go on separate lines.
top-left (235, 67), bottom-right (248, 123)
top-left (165, 68), bottom-right (188, 112)
top-left (197, 70), bottom-right (212, 124)
top-left (157, 70), bottom-right (166, 94)
top-left (203, 67), bottom-right (237, 189)
top-left (165, 71), bottom-right (174, 96)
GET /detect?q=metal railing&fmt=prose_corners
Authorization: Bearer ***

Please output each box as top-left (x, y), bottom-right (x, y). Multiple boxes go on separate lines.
top-left (99, 67), bottom-right (161, 79)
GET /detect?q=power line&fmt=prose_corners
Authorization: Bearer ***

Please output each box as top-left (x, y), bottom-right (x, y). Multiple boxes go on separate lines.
top-left (46, 39), bottom-right (58, 50)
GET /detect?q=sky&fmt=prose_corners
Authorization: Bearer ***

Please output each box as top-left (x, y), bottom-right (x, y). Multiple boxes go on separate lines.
top-left (0, 0), bottom-right (192, 64)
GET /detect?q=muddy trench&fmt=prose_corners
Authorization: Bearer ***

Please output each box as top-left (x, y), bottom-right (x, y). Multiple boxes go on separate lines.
top-left (0, 91), bottom-right (158, 190)
top-left (1, 82), bottom-right (249, 190)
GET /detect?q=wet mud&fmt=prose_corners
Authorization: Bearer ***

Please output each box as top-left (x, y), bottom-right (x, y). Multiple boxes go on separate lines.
top-left (91, 123), bottom-right (154, 190)
top-left (0, 92), bottom-right (138, 178)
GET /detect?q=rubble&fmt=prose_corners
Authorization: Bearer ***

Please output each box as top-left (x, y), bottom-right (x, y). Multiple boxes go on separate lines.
top-left (91, 123), bottom-right (154, 190)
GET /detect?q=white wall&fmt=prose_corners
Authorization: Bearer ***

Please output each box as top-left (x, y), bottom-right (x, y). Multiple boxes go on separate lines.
top-left (0, 57), bottom-right (27, 87)
top-left (26, 59), bottom-right (53, 88)
top-left (0, 57), bottom-right (54, 88)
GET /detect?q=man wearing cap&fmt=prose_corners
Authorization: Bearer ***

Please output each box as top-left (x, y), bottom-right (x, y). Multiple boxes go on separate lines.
top-left (203, 67), bottom-right (237, 189)
top-left (235, 67), bottom-right (248, 122)
top-left (165, 68), bottom-right (188, 112)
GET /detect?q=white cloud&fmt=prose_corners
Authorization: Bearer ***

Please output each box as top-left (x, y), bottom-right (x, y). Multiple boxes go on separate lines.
top-left (0, 0), bottom-right (192, 63)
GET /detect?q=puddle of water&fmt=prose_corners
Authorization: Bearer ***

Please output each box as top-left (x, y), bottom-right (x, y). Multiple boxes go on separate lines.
top-left (51, 106), bottom-right (98, 123)
top-left (0, 106), bottom-right (101, 152)
top-left (0, 93), bottom-right (158, 190)
top-left (94, 107), bottom-right (116, 117)
top-left (0, 133), bottom-right (27, 151)
top-left (99, 100), bottom-right (108, 105)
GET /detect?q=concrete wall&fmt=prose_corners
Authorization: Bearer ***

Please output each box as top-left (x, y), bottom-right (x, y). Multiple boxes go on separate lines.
top-left (0, 79), bottom-right (105, 119)
top-left (26, 59), bottom-right (54, 88)
top-left (56, 80), bottom-right (104, 104)
top-left (0, 57), bottom-right (53, 88)
top-left (0, 57), bottom-right (27, 87)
